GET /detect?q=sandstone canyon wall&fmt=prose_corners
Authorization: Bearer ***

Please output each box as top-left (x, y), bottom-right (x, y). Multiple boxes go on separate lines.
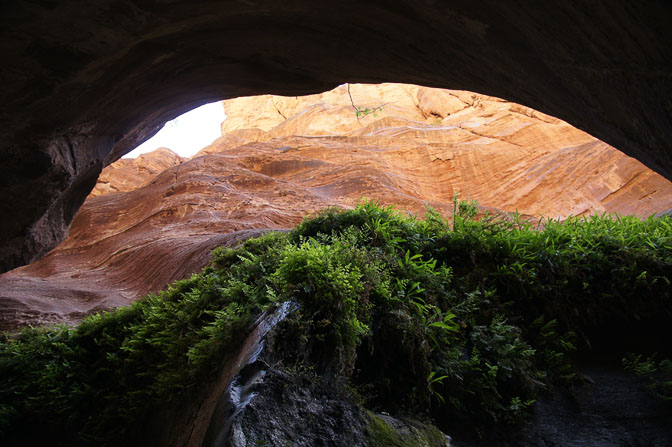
top-left (90, 148), bottom-right (185, 197)
top-left (1, 0), bottom-right (671, 274)
top-left (1, 84), bottom-right (671, 331)
top-left (209, 83), bottom-right (672, 219)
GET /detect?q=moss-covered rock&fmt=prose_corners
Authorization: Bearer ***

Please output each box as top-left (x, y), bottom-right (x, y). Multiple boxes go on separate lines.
top-left (1, 201), bottom-right (671, 445)
top-left (365, 412), bottom-right (450, 447)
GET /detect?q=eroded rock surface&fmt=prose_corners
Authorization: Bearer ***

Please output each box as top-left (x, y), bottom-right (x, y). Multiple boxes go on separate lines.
top-left (1, 84), bottom-right (671, 331)
top-left (207, 363), bottom-right (451, 447)
top-left (1, 0), bottom-right (671, 272)
top-left (90, 148), bottom-right (185, 196)
top-left (209, 83), bottom-right (672, 219)
top-left (196, 303), bottom-right (451, 447)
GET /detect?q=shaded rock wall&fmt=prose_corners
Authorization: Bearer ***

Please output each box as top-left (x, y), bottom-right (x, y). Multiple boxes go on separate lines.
top-left (1, 0), bottom-right (671, 272)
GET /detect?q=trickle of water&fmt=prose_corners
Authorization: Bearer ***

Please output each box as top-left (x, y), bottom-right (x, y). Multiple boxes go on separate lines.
top-left (202, 301), bottom-right (296, 447)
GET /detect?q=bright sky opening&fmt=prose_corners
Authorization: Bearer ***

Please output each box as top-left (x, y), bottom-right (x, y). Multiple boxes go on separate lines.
top-left (124, 101), bottom-right (226, 158)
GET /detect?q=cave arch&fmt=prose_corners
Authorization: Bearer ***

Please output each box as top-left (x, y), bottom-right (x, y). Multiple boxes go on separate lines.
top-left (1, 0), bottom-right (671, 272)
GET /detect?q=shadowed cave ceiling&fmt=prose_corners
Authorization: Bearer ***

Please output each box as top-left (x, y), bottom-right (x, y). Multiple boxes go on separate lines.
top-left (0, 0), bottom-right (671, 273)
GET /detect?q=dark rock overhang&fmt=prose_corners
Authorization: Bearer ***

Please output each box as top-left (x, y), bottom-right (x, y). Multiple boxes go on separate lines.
top-left (1, 0), bottom-right (671, 272)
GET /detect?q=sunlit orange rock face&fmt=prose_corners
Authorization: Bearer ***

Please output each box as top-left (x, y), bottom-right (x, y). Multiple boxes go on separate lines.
top-left (1, 84), bottom-right (671, 330)
top-left (90, 148), bottom-right (185, 197)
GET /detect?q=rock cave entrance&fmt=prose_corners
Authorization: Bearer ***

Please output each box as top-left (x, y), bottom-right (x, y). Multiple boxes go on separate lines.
top-left (1, 1), bottom-right (671, 276)
top-left (2, 3), bottom-right (672, 441)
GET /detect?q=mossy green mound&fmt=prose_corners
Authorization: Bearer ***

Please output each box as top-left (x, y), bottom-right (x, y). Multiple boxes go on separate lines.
top-left (365, 411), bottom-right (448, 447)
top-left (1, 200), bottom-right (671, 445)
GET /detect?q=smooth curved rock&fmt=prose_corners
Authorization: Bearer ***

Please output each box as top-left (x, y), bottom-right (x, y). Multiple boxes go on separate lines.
top-left (1, 1), bottom-right (671, 272)
top-left (90, 147), bottom-right (184, 196)
top-left (1, 84), bottom-right (670, 331)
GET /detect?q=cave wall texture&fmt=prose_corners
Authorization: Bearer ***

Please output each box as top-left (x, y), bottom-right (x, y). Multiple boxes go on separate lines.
top-left (1, 0), bottom-right (671, 273)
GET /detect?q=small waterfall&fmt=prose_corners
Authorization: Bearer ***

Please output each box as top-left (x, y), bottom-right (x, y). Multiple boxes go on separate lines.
top-left (202, 301), bottom-right (296, 447)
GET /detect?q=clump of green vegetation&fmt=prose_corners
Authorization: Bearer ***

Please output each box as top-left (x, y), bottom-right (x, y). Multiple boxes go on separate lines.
top-left (1, 199), bottom-right (671, 445)
top-left (622, 353), bottom-right (672, 401)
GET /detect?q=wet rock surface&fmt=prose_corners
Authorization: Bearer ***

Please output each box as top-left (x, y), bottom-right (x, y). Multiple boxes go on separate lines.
top-left (452, 365), bottom-right (672, 447)
top-left (215, 366), bottom-right (451, 447)
top-left (201, 310), bottom-right (451, 447)
top-left (200, 310), bottom-right (671, 447)
top-left (215, 365), bottom-right (370, 447)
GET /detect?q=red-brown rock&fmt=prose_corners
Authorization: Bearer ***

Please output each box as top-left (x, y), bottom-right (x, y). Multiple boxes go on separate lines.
top-left (91, 148), bottom-right (185, 196)
top-left (1, 84), bottom-right (670, 331)
top-left (1, 1), bottom-right (672, 274)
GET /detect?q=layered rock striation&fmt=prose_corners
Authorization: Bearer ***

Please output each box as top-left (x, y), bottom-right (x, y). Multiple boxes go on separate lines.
top-left (2, 0), bottom-right (672, 273)
top-left (1, 84), bottom-right (671, 331)
top-left (208, 83), bottom-right (672, 219)
top-left (90, 148), bottom-right (185, 197)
